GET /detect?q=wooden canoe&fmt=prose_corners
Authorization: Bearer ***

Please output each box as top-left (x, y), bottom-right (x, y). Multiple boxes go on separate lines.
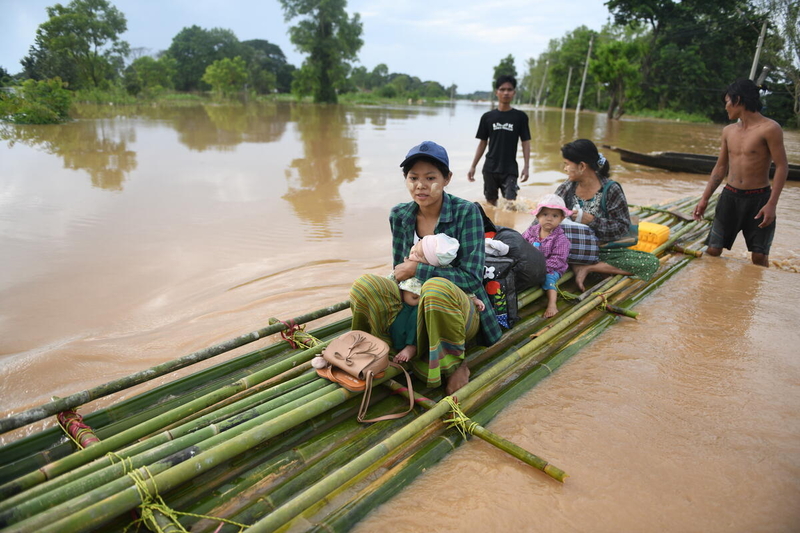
top-left (602, 145), bottom-right (800, 181)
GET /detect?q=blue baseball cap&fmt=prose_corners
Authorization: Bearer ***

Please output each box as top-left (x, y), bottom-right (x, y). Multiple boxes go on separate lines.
top-left (399, 141), bottom-right (450, 171)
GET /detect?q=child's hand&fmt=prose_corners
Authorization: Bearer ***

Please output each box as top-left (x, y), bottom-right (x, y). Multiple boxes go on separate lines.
top-left (474, 298), bottom-right (486, 312)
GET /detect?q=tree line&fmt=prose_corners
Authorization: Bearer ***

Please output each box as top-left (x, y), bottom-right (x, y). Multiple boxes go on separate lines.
top-left (506, 0), bottom-right (798, 126)
top-left (1, 0), bottom-right (797, 126)
top-left (0, 0), bottom-right (451, 105)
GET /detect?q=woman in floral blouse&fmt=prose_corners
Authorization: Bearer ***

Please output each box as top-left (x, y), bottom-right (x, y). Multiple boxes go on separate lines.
top-left (556, 139), bottom-right (659, 291)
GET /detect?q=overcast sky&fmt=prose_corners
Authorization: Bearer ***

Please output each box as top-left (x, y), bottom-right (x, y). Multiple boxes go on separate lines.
top-left (0, 0), bottom-right (613, 93)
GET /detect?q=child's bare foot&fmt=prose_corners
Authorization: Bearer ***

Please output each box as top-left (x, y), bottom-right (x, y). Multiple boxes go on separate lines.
top-left (445, 361), bottom-right (470, 395)
top-left (394, 345), bottom-right (417, 364)
top-left (544, 303), bottom-right (559, 318)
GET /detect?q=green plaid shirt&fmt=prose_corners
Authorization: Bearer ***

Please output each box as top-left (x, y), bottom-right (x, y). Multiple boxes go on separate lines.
top-left (390, 192), bottom-right (502, 345)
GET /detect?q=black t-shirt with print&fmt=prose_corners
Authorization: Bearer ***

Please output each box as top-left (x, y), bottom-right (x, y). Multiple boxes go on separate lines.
top-left (475, 108), bottom-right (531, 176)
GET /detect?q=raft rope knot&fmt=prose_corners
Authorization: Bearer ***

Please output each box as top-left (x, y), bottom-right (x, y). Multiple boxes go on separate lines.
top-left (592, 290), bottom-right (611, 310)
top-left (443, 396), bottom-right (477, 440)
top-left (279, 319), bottom-right (312, 350)
top-left (106, 452), bottom-right (250, 533)
top-left (57, 408), bottom-right (99, 450)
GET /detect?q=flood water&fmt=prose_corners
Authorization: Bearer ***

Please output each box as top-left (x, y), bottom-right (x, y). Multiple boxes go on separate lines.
top-left (1, 101), bottom-right (799, 531)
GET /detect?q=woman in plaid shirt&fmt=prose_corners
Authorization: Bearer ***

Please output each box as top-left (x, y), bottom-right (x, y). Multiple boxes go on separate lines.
top-left (556, 139), bottom-right (659, 291)
top-left (349, 141), bottom-right (502, 395)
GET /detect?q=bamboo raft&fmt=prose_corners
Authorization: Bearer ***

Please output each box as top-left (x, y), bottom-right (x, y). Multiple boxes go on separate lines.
top-left (0, 195), bottom-right (715, 533)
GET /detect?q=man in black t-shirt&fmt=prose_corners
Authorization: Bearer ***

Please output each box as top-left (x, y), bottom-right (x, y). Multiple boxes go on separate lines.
top-left (467, 75), bottom-right (531, 206)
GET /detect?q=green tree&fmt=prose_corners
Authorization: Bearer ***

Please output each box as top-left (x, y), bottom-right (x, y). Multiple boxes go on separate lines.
top-left (370, 63), bottom-right (389, 88)
top-left (754, 0), bottom-right (800, 126)
top-left (279, 0), bottom-right (364, 103)
top-left (202, 56), bottom-right (248, 97)
top-left (528, 26), bottom-right (596, 109)
top-left (0, 66), bottom-right (11, 86)
top-left (0, 77), bottom-right (72, 124)
top-left (31, 0), bottom-right (129, 89)
top-left (166, 26), bottom-right (244, 91)
top-left (349, 65), bottom-right (369, 90)
top-left (606, 0), bottom-right (759, 115)
top-left (21, 35), bottom-right (80, 87)
top-left (134, 56), bottom-right (175, 88)
top-left (493, 54), bottom-right (517, 83)
top-left (591, 38), bottom-right (641, 118)
top-left (241, 39), bottom-right (295, 93)
top-left (422, 81), bottom-right (447, 98)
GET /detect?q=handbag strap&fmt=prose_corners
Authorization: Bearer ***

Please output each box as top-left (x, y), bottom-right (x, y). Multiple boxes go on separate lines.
top-left (357, 362), bottom-right (416, 423)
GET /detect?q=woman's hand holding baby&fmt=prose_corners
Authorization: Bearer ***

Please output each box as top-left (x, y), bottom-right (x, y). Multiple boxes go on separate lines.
top-left (393, 258), bottom-right (418, 281)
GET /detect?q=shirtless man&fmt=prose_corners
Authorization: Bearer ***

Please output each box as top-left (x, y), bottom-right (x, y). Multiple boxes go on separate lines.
top-left (693, 78), bottom-right (788, 267)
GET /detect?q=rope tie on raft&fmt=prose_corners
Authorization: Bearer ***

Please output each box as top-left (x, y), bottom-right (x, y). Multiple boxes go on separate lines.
top-left (278, 319), bottom-right (313, 350)
top-left (443, 396), bottom-right (478, 440)
top-left (106, 452), bottom-right (250, 533)
top-left (57, 408), bottom-right (100, 449)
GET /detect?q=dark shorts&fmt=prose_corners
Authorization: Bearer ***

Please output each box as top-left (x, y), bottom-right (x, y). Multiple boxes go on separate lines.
top-left (706, 185), bottom-right (775, 255)
top-left (483, 172), bottom-right (519, 201)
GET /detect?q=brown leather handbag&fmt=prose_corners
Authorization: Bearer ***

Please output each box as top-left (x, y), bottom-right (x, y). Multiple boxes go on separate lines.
top-left (315, 330), bottom-right (415, 423)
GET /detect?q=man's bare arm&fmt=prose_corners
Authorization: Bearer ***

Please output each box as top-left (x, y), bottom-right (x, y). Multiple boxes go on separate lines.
top-left (694, 131), bottom-right (729, 220)
top-left (519, 140), bottom-right (531, 183)
top-left (755, 123), bottom-right (788, 227)
top-left (467, 139), bottom-right (488, 182)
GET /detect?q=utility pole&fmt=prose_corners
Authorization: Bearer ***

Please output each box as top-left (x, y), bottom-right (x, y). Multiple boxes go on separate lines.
top-left (528, 76), bottom-right (535, 105)
top-left (749, 20), bottom-right (768, 80)
top-left (535, 60), bottom-right (549, 107)
top-left (562, 66), bottom-right (573, 114)
top-left (575, 36), bottom-right (593, 118)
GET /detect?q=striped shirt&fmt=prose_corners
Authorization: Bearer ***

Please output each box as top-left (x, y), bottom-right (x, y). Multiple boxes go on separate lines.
top-left (390, 193), bottom-right (502, 345)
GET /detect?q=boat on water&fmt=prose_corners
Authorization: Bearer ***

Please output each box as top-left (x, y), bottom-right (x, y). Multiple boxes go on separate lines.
top-left (0, 196), bottom-right (715, 533)
top-left (602, 145), bottom-right (800, 181)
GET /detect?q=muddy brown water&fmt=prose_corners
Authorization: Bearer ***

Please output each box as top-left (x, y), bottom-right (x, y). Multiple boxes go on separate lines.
top-left (1, 102), bottom-right (799, 531)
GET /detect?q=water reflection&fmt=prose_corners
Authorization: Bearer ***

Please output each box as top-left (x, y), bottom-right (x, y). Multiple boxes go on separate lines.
top-left (347, 104), bottom-right (442, 128)
top-left (283, 105), bottom-right (360, 238)
top-left (0, 120), bottom-right (136, 191)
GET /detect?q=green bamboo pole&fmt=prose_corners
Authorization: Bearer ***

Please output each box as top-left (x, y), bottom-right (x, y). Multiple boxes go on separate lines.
top-left (178, 397), bottom-right (403, 532)
top-left (0, 350), bottom-right (313, 485)
top-left (383, 382), bottom-right (566, 481)
top-left (0, 380), bottom-right (340, 530)
top-left (0, 301), bottom-right (350, 435)
top-left (0, 371), bottom-right (321, 515)
top-left (310, 316), bottom-right (618, 532)
top-left (289, 303), bottom-right (628, 532)
top-left (3, 196), bottom-right (708, 532)
top-left (15, 366), bottom-right (411, 533)
top-left (0, 340), bottom-right (331, 501)
top-left (244, 276), bottom-right (633, 533)
top-left (204, 396), bottom-right (414, 532)
top-left (558, 290), bottom-right (638, 319)
top-left (132, 391), bottom-right (398, 533)
top-left (304, 248), bottom-right (699, 531)
top-left (0, 372), bottom-right (330, 522)
top-left (0, 316), bottom-right (351, 476)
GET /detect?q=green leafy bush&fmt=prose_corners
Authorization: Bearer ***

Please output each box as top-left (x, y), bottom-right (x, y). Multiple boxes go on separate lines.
top-left (0, 77), bottom-right (72, 124)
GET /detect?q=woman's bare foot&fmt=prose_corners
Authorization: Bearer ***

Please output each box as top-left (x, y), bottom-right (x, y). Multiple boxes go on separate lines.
top-left (543, 302), bottom-right (559, 318)
top-left (445, 361), bottom-right (470, 395)
top-left (571, 264), bottom-right (592, 291)
top-left (394, 345), bottom-right (417, 364)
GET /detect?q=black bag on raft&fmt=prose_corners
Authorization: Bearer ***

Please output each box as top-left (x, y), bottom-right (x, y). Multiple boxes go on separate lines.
top-left (474, 203), bottom-right (546, 328)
